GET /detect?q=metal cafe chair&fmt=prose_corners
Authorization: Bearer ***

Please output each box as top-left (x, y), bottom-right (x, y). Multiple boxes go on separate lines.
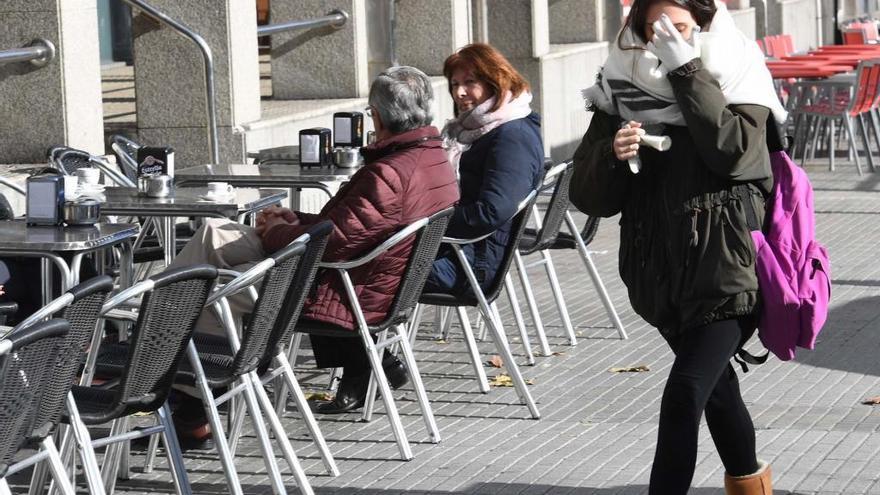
top-left (513, 161), bottom-right (578, 355)
top-left (66, 265), bottom-right (218, 495)
top-left (170, 237), bottom-right (327, 495)
top-left (109, 222), bottom-right (336, 495)
top-left (413, 192), bottom-right (541, 419)
top-left (288, 208), bottom-right (454, 461)
top-left (0, 319), bottom-right (72, 495)
top-left (47, 146), bottom-right (135, 188)
top-left (108, 134), bottom-right (141, 182)
top-left (8, 276), bottom-right (114, 495)
top-left (789, 58), bottom-right (880, 175)
top-left (517, 160), bottom-right (627, 347)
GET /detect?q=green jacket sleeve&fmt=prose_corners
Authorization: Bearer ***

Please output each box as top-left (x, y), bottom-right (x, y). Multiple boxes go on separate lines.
top-left (569, 109), bottom-right (633, 218)
top-left (667, 59), bottom-right (771, 183)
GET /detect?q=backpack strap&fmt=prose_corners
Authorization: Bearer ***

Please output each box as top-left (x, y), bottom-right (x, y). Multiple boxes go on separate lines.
top-left (766, 114), bottom-right (786, 153)
top-left (734, 348), bottom-right (769, 373)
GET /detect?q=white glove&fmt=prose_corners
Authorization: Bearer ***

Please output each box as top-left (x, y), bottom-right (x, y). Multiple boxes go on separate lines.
top-left (646, 14), bottom-right (698, 71)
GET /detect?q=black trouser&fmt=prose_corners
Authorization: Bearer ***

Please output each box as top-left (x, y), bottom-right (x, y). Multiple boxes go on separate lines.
top-left (649, 317), bottom-right (759, 495)
top-left (309, 334), bottom-right (396, 376)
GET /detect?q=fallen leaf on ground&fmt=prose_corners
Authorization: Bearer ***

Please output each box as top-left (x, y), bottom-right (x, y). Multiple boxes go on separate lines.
top-left (609, 365), bottom-right (650, 373)
top-left (304, 392), bottom-right (333, 402)
top-left (551, 352), bottom-right (566, 357)
top-left (489, 374), bottom-right (513, 387)
top-left (862, 396), bottom-right (880, 405)
top-left (487, 355), bottom-right (504, 368)
top-left (488, 374), bottom-right (534, 387)
top-left (434, 339), bottom-right (449, 344)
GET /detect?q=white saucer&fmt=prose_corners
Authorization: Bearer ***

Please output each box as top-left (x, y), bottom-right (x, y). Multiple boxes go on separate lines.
top-left (198, 193), bottom-right (234, 202)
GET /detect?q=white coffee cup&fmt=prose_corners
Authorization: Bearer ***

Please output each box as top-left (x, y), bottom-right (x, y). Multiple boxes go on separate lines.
top-left (206, 182), bottom-right (233, 197)
top-left (75, 168), bottom-right (100, 185)
top-left (63, 176), bottom-right (80, 201)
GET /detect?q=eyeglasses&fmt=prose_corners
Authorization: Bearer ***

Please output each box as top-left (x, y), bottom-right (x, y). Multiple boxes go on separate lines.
top-left (364, 106), bottom-right (374, 117)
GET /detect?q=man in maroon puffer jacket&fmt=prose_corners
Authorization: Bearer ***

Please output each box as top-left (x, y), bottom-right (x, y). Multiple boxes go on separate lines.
top-left (169, 66), bottom-right (459, 419)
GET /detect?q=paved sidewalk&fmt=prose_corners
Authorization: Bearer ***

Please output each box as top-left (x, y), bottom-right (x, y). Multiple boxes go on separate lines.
top-left (26, 160), bottom-right (880, 494)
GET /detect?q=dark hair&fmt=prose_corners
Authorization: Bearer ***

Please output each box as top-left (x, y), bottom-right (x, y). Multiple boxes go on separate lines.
top-left (443, 43), bottom-right (530, 115)
top-left (621, 0), bottom-right (716, 47)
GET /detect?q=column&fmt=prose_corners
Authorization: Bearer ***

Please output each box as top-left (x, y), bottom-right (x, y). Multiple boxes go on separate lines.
top-left (395, 0), bottom-right (471, 75)
top-left (0, 0), bottom-right (103, 163)
top-left (131, 0), bottom-right (261, 165)
top-left (485, 0), bottom-right (547, 112)
top-left (548, 0), bottom-right (603, 43)
top-left (270, 0), bottom-right (369, 99)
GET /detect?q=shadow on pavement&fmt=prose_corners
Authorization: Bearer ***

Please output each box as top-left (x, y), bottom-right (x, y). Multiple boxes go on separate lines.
top-left (794, 294), bottom-right (880, 377)
top-left (309, 483), bottom-right (800, 494)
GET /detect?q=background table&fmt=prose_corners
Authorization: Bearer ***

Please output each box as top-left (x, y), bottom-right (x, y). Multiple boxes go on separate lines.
top-left (0, 221), bottom-right (139, 304)
top-left (101, 186), bottom-right (287, 265)
top-left (176, 163), bottom-right (359, 209)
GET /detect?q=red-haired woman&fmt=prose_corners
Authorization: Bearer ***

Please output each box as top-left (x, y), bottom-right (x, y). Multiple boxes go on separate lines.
top-left (423, 43), bottom-right (544, 293)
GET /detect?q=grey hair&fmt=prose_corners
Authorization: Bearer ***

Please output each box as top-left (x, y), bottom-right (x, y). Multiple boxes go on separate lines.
top-left (368, 66), bottom-right (434, 134)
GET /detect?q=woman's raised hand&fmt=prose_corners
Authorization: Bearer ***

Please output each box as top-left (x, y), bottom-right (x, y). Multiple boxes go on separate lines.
top-left (613, 121), bottom-right (645, 161)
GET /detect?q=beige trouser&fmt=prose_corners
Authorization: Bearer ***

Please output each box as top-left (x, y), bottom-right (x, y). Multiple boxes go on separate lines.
top-left (168, 218), bottom-right (269, 398)
top-left (169, 217), bottom-right (267, 337)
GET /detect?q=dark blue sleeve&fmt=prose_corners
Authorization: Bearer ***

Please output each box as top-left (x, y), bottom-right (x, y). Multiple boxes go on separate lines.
top-left (446, 123), bottom-right (542, 238)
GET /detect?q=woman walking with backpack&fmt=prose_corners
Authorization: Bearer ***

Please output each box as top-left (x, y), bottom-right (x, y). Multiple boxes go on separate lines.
top-left (569, 1), bottom-right (786, 494)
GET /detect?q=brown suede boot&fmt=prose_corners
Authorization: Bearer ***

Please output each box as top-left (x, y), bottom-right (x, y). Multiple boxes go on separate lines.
top-left (724, 461), bottom-right (772, 495)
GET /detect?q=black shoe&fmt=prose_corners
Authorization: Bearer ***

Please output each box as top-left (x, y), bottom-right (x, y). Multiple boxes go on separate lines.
top-left (317, 371), bottom-right (370, 414)
top-left (383, 358), bottom-right (409, 390)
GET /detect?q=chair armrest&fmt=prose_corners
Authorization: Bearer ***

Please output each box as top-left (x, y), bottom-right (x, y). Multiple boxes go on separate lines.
top-left (12, 294), bottom-right (74, 332)
top-left (0, 177), bottom-right (26, 198)
top-left (319, 217), bottom-right (430, 270)
top-left (206, 264), bottom-right (271, 306)
top-left (440, 190), bottom-right (538, 246)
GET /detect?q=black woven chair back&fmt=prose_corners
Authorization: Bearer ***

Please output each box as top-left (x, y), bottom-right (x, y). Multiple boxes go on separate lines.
top-left (481, 191), bottom-right (540, 303)
top-left (230, 242), bottom-right (307, 375)
top-left (526, 161), bottom-right (575, 253)
top-left (0, 319), bottom-right (69, 477)
top-left (268, 221), bottom-right (333, 353)
top-left (377, 208), bottom-right (454, 329)
top-left (116, 265), bottom-right (217, 413)
top-left (29, 276), bottom-right (114, 440)
top-left (48, 147), bottom-right (93, 176)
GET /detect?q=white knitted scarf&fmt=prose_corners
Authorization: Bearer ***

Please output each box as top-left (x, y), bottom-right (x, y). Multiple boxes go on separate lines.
top-left (442, 91), bottom-right (533, 168)
top-left (581, 2), bottom-right (787, 125)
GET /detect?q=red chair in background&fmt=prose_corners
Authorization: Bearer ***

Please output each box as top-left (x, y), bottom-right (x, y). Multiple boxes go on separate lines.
top-left (789, 59), bottom-right (880, 174)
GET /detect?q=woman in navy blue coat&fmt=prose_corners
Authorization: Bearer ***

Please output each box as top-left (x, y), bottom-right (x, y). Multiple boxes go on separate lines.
top-left (424, 43), bottom-right (544, 293)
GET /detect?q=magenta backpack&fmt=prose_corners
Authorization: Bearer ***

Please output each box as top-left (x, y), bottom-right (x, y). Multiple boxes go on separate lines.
top-left (749, 144), bottom-right (831, 362)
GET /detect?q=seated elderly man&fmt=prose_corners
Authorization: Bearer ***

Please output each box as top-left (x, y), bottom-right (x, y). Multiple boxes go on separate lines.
top-left (168, 66), bottom-right (458, 436)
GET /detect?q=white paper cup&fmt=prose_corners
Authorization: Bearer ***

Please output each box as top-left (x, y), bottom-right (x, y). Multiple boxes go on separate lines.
top-left (63, 176), bottom-right (80, 201)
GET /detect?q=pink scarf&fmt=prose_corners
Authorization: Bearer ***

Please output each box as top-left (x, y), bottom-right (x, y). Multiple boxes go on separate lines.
top-left (442, 91), bottom-right (533, 169)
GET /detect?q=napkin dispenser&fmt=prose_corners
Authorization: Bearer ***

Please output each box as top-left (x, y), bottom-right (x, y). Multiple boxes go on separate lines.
top-left (26, 174), bottom-right (65, 225)
top-left (299, 128), bottom-right (332, 167)
top-left (136, 146), bottom-right (175, 177)
top-left (333, 112), bottom-right (364, 148)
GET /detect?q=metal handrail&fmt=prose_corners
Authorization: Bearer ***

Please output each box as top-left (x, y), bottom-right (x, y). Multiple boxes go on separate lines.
top-left (258, 9), bottom-right (349, 37)
top-left (0, 39), bottom-right (55, 67)
top-left (119, 0), bottom-right (219, 165)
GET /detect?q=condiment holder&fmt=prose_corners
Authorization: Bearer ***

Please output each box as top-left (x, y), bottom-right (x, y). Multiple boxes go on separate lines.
top-left (332, 146), bottom-right (362, 168)
top-left (138, 174), bottom-right (174, 198)
top-left (63, 199), bottom-right (101, 226)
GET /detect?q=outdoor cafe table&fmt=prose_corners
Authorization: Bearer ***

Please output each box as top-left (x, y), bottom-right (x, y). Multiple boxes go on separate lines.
top-left (0, 221), bottom-right (139, 304)
top-left (100, 186), bottom-right (288, 265)
top-left (175, 163), bottom-right (359, 201)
